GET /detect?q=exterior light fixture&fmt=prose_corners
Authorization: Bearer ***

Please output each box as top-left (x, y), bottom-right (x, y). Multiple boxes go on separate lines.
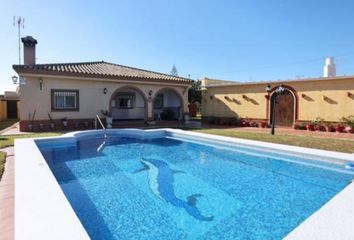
top-left (39, 78), bottom-right (43, 91)
top-left (103, 88), bottom-right (108, 94)
top-left (149, 90), bottom-right (153, 96)
top-left (265, 84), bottom-right (271, 92)
top-left (12, 75), bottom-right (18, 85)
top-left (266, 84), bottom-right (285, 135)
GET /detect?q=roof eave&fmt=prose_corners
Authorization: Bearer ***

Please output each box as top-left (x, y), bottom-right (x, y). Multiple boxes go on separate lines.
top-left (12, 67), bottom-right (193, 85)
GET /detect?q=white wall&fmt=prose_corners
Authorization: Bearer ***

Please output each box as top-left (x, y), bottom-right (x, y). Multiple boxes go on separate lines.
top-left (19, 76), bottom-right (190, 121)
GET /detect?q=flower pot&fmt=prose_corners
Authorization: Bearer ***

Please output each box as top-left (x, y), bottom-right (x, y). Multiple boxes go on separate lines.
top-left (28, 124), bottom-right (33, 131)
top-left (258, 122), bottom-right (266, 128)
top-left (325, 126), bottom-right (335, 132)
top-left (336, 126), bottom-right (345, 133)
top-left (50, 123), bottom-right (55, 129)
top-left (39, 123), bottom-right (44, 130)
top-left (345, 126), bottom-right (354, 133)
top-left (306, 124), bottom-right (315, 131)
top-left (242, 121), bottom-right (250, 127)
top-left (106, 117), bottom-right (113, 129)
top-left (315, 125), bottom-right (325, 131)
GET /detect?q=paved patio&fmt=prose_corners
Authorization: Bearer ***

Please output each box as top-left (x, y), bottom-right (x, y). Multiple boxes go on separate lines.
top-left (0, 147), bottom-right (14, 240)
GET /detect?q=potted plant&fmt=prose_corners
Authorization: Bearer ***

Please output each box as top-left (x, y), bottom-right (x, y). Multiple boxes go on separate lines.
top-left (258, 122), bottom-right (267, 128)
top-left (62, 117), bottom-right (68, 128)
top-left (325, 124), bottom-right (335, 132)
top-left (315, 125), bottom-right (326, 131)
top-left (48, 113), bottom-right (55, 129)
top-left (341, 115), bottom-right (354, 133)
top-left (101, 110), bottom-right (113, 129)
top-left (250, 121), bottom-right (258, 127)
top-left (312, 117), bottom-right (324, 131)
top-left (306, 123), bottom-right (315, 131)
top-left (335, 124), bottom-right (345, 133)
top-left (242, 120), bottom-right (250, 127)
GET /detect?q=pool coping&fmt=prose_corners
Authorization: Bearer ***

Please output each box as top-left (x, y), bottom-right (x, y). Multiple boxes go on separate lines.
top-left (15, 128), bottom-right (354, 239)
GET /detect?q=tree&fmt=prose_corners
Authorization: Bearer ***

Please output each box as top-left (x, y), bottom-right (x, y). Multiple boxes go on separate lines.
top-left (170, 65), bottom-right (178, 76)
top-left (188, 79), bottom-right (201, 103)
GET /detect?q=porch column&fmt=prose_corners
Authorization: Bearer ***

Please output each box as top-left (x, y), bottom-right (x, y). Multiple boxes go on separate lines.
top-left (147, 98), bottom-right (154, 121)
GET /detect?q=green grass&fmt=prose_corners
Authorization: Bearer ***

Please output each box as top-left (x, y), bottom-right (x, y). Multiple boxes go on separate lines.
top-left (0, 152), bottom-right (5, 181)
top-left (0, 119), bottom-right (18, 131)
top-left (193, 128), bottom-right (354, 153)
top-left (0, 132), bottom-right (63, 180)
top-left (0, 133), bottom-right (63, 149)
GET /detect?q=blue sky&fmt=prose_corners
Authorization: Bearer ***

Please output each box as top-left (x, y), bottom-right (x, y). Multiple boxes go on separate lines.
top-left (1, 0), bottom-right (354, 92)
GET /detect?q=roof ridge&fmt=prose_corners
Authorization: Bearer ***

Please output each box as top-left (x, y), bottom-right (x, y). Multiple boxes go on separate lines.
top-left (13, 61), bottom-right (105, 67)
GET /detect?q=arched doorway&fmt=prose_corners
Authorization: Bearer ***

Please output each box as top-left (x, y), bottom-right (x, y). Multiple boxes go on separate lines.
top-left (109, 86), bottom-right (148, 121)
top-left (270, 88), bottom-right (296, 127)
top-left (153, 88), bottom-right (184, 120)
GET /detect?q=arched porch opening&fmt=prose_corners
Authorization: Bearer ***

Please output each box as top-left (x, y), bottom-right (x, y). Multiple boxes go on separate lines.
top-left (152, 88), bottom-right (184, 121)
top-left (109, 86), bottom-right (148, 121)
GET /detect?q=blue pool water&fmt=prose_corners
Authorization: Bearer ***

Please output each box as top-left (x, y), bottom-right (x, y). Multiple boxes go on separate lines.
top-left (36, 133), bottom-right (354, 240)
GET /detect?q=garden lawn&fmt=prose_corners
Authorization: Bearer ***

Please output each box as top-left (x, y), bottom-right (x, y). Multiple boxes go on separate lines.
top-left (0, 133), bottom-right (63, 180)
top-left (193, 128), bottom-right (354, 153)
top-left (0, 133), bottom-right (63, 149)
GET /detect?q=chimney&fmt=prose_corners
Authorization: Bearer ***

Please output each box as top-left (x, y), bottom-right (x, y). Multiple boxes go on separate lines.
top-left (323, 57), bottom-right (336, 78)
top-left (21, 36), bottom-right (38, 65)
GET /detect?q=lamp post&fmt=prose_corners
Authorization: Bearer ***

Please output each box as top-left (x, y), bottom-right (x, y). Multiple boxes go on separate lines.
top-left (266, 84), bottom-right (285, 135)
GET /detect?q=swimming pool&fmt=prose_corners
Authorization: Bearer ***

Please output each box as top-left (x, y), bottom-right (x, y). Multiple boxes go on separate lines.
top-left (31, 129), bottom-right (354, 240)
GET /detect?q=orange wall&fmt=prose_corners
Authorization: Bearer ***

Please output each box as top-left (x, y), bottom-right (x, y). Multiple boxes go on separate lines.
top-left (202, 78), bottom-right (354, 122)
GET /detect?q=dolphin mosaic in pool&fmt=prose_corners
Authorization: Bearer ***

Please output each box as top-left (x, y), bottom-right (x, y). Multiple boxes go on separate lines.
top-left (136, 158), bottom-right (214, 222)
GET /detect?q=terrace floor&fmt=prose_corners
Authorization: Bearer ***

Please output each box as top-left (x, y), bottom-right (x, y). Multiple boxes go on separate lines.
top-left (0, 147), bottom-right (14, 240)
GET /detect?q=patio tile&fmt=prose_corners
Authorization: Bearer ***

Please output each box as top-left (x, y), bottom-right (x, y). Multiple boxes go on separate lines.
top-left (0, 147), bottom-right (14, 240)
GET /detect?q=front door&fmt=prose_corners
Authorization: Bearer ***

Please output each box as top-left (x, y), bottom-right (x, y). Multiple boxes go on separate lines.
top-left (6, 100), bottom-right (18, 119)
top-left (271, 90), bottom-right (294, 127)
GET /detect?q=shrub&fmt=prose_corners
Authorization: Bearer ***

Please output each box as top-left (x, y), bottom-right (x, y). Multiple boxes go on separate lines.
top-left (341, 115), bottom-right (354, 128)
top-left (311, 117), bottom-right (324, 126)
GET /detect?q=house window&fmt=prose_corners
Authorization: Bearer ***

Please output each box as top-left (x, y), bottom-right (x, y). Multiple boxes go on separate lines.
top-left (51, 90), bottom-right (79, 111)
top-left (154, 93), bottom-right (164, 109)
top-left (116, 93), bottom-right (135, 109)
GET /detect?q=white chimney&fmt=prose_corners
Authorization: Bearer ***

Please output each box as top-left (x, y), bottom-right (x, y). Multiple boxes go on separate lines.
top-left (323, 57), bottom-right (336, 77)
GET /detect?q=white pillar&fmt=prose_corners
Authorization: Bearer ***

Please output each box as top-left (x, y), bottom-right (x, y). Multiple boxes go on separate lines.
top-left (147, 98), bottom-right (154, 121)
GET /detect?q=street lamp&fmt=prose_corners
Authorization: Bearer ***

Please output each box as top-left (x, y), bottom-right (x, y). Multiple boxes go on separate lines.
top-left (12, 75), bottom-right (18, 85)
top-left (266, 84), bottom-right (285, 135)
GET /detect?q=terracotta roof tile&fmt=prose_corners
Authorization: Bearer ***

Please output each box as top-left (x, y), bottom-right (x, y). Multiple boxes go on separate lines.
top-left (13, 61), bottom-right (192, 83)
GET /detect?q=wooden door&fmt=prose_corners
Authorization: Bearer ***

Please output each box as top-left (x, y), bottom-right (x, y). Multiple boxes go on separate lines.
top-left (271, 90), bottom-right (294, 127)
